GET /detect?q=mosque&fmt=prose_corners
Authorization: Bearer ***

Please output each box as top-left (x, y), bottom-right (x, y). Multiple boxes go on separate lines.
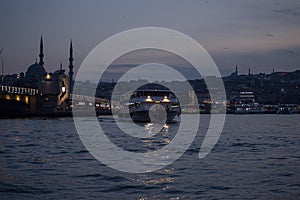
top-left (29, 36), bottom-right (74, 113)
top-left (1, 36), bottom-right (113, 117)
top-left (13, 36), bottom-right (74, 114)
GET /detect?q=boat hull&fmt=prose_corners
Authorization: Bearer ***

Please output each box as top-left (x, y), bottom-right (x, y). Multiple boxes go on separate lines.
top-left (130, 110), bottom-right (179, 123)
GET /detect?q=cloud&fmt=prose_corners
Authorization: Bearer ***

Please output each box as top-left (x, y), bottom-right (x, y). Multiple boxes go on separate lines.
top-left (273, 7), bottom-right (300, 17)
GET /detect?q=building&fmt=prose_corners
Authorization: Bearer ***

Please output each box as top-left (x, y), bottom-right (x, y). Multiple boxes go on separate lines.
top-left (1, 36), bottom-right (74, 114)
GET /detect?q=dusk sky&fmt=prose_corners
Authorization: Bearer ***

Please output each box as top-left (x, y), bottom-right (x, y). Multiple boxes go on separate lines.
top-left (0, 0), bottom-right (299, 79)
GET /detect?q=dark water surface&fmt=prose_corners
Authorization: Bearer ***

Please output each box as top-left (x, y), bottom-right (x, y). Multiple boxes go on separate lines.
top-left (0, 115), bottom-right (299, 199)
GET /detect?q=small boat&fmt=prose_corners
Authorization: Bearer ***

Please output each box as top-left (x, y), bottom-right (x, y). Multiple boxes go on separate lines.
top-left (126, 89), bottom-right (181, 123)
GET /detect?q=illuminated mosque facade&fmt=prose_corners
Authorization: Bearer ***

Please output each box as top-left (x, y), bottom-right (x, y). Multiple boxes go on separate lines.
top-left (19, 36), bottom-right (74, 113)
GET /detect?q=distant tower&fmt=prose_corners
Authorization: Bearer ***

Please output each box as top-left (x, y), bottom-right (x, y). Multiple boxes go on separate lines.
top-left (68, 40), bottom-right (74, 93)
top-left (39, 35), bottom-right (44, 66)
top-left (235, 65), bottom-right (238, 76)
top-left (248, 67), bottom-right (251, 75)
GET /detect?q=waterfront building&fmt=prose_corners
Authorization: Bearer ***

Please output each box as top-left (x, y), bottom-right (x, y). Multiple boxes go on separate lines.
top-left (1, 36), bottom-right (74, 115)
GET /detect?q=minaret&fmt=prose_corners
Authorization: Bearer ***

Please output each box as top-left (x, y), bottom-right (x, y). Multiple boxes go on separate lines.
top-left (248, 67), bottom-right (251, 75)
top-left (235, 65), bottom-right (238, 76)
top-left (68, 40), bottom-right (74, 93)
top-left (39, 35), bottom-right (44, 66)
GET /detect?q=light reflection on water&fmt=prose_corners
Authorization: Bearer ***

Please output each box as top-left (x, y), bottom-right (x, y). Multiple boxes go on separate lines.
top-left (0, 115), bottom-right (299, 199)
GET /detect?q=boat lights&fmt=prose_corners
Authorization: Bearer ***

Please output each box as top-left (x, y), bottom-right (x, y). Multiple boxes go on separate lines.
top-left (162, 96), bottom-right (171, 102)
top-left (145, 96), bottom-right (153, 102)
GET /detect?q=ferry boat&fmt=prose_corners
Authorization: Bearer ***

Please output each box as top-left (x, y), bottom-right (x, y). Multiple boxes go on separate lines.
top-left (126, 89), bottom-right (181, 123)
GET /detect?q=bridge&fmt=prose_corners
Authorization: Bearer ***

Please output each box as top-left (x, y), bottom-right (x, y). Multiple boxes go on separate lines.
top-left (71, 93), bottom-right (114, 114)
top-left (0, 85), bottom-right (114, 117)
top-left (0, 85), bottom-right (38, 103)
top-left (0, 85), bottom-right (39, 116)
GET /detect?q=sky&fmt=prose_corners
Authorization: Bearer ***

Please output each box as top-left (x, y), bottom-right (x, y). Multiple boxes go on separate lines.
top-left (0, 0), bottom-right (299, 80)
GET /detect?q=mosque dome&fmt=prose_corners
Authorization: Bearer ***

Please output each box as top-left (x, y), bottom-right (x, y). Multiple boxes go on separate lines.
top-left (26, 62), bottom-right (47, 79)
top-left (53, 69), bottom-right (65, 75)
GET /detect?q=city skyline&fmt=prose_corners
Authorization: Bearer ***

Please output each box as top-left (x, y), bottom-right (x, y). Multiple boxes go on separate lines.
top-left (0, 0), bottom-right (299, 78)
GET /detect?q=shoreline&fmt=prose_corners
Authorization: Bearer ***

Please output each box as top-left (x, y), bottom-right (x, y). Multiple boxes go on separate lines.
top-left (1, 112), bottom-right (299, 120)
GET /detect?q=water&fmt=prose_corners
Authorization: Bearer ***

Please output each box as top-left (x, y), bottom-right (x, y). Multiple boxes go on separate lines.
top-left (0, 115), bottom-right (299, 199)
